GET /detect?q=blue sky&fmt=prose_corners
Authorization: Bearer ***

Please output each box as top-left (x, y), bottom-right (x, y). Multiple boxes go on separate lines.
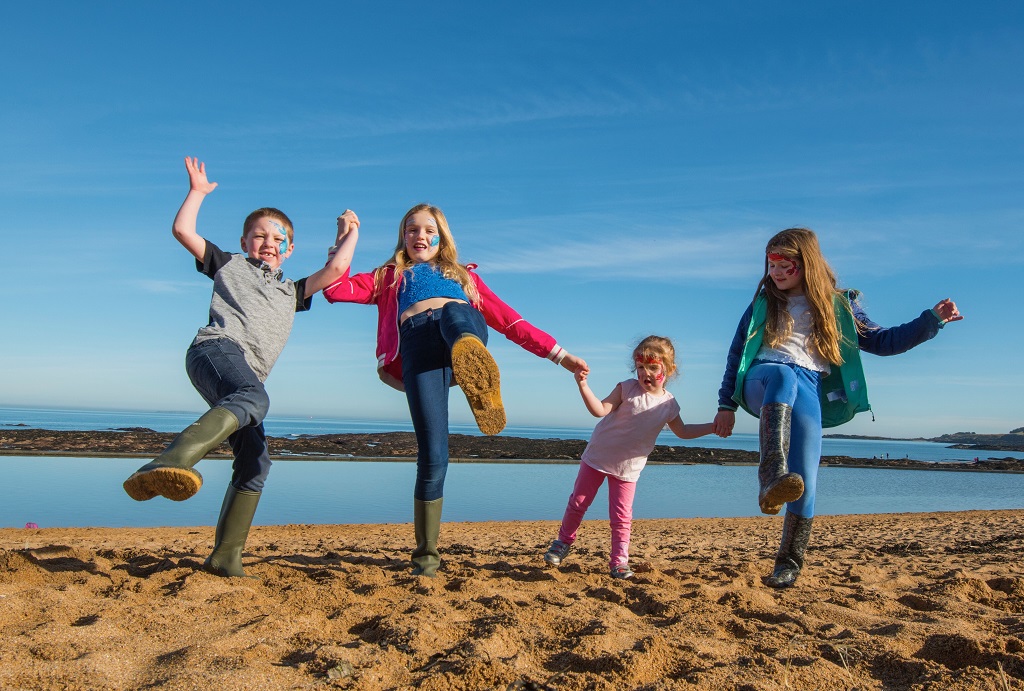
top-left (2, 2), bottom-right (1020, 438)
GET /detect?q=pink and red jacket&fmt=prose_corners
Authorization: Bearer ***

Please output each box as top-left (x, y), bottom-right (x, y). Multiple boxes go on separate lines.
top-left (323, 264), bottom-right (565, 391)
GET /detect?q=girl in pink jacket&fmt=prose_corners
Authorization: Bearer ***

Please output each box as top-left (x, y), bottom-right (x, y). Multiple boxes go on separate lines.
top-left (324, 203), bottom-right (586, 577)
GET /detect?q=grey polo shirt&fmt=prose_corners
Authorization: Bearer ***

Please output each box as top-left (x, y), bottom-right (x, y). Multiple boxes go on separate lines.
top-left (191, 241), bottom-right (311, 381)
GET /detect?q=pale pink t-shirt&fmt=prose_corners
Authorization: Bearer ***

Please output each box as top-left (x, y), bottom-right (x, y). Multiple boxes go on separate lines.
top-left (581, 378), bottom-right (681, 483)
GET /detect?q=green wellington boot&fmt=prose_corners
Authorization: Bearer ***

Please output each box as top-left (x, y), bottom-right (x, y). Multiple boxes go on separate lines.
top-left (123, 407), bottom-right (238, 501)
top-left (410, 498), bottom-right (443, 577)
top-left (451, 335), bottom-right (506, 435)
top-left (757, 402), bottom-right (804, 515)
top-left (204, 485), bottom-right (261, 578)
top-left (765, 511), bottom-right (814, 588)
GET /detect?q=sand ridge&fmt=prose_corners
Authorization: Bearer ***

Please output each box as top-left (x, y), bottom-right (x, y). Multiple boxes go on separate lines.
top-left (1, 510), bottom-right (1022, 689)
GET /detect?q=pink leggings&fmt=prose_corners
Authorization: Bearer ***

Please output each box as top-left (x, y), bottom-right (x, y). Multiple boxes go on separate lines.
top-left (557, 462), bottom-right (637, 568)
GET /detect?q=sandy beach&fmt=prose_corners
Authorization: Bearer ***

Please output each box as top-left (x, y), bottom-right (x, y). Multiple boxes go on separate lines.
top-left (2, 510), bottom-right (1022, 690)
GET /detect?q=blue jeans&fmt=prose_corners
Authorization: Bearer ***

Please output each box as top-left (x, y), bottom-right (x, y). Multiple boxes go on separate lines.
top-left (185, 338), bottom-right (272, 492)
top-left (743, 361), bottom-right (823, 518)
top-left (400, 302), bottom-right (488, 501)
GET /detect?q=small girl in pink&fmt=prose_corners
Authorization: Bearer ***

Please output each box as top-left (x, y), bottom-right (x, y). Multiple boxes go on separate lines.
top-left (544, 336), bottom-right (718, 578)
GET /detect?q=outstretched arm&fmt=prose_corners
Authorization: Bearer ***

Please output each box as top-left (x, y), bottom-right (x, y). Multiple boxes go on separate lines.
top-left (172, 157), bottom-right (218, 261)
top-left (304, 210), bottom-right (360, 298)
top-left (576, 371), bottom-right (621, 418)
top-left (855, 296), bottom-right (963, 356)
top-left (667, 416), bottom-right (715, 440)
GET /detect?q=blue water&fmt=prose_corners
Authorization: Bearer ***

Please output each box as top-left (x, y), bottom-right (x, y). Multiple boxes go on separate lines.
top-left (3, 456), bottom-right (1023, 529)
top-left (2, 406), bottom-right (1022, 529)
top-left (2, 405), bottom-right (1020, 463)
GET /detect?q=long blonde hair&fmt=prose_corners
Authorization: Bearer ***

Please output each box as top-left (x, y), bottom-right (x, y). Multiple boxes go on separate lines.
top-left (752, 227), bottom-right (851, 366)
top-left (374, 203), bottom-right (480, 304)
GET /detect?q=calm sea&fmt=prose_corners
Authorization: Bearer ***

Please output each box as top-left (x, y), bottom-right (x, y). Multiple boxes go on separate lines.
top-left (3, 405), bottom-right (1019, 463)
top-left (2, 407), bottom-right (1022, 528)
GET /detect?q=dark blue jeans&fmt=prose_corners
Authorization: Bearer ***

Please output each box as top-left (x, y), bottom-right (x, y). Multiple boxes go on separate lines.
top-left (400, 302), bottom-right (488, 501)
top-left (185, 338), bottom-right (272, 492)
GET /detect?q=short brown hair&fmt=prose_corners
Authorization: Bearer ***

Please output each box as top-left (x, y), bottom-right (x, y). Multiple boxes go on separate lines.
top-left (242, 207), bottom-right (294, 244)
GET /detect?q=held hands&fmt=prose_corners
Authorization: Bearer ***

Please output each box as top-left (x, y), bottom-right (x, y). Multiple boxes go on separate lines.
top-left (574, 367), bottom-right (589, 387)
top-left (712, 409), bottom-right (735, 438)
top-left (933, 298), bottom-right (963, 324)
top-left (184, 157), bottom-right (217, 195)
top-left (561, 353), bottom-right (589, 377)
top-left (336, 209), bottom-right (359, 240)
top-left (328, 210), bottom-right (360, 260)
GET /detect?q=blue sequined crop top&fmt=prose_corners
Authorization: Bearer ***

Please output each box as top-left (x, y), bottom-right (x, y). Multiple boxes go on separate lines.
top-left (398, 263), bottom-right (469, 313)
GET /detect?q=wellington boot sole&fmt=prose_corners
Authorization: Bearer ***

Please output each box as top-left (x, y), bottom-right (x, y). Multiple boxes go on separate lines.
top-left (758, 473), bottom-right (804, 515)
top-left (123, 466), bottom-right (203, 502)
top-left (451, 335), bottom-right (506, 435)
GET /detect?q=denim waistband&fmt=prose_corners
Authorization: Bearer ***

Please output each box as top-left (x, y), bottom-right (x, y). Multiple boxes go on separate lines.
top-left (400, 308), bottom-right (442, 334)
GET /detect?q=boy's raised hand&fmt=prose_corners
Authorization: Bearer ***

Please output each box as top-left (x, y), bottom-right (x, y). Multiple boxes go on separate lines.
top-left (185, 157), bottom-right (218, 195)
top-left (336, 209), bottom-right (359, 240)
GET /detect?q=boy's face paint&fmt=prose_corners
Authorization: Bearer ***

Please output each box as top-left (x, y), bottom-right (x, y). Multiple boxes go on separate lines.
top-left (271, 221), bottom-right (289, 253)
top-left (242, 217), bottom-right (292, 269)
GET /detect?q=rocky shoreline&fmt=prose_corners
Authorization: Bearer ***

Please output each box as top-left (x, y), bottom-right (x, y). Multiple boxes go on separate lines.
top-left (2, 428), bottom-right (1023, 472)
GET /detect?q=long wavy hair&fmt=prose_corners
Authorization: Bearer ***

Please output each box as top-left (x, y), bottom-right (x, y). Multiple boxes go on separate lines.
top-left (374, 203), bottom-right (480, 305)
top-left (752, 227), bottom-right (852, 366)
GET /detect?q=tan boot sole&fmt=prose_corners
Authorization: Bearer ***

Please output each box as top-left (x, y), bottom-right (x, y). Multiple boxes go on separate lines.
top-left (451, 335), bottom-right (506, 435)
top-left (759, 474), bottom-right (804, 515)
top-left (123, 467), bottom-right (203, 502)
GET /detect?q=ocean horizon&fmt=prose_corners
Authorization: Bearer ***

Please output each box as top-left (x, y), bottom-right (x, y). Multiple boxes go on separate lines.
top-left (2, 405), bottom-right (1021, 464)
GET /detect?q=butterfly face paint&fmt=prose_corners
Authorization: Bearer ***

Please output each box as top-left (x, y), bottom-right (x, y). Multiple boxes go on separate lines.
top-left (271, 221), bottom-right (289, 254)
top-left (404, 211), bottom-right (442, 262)
top-left (768, 252), bottom-right (799, 273)
top-left (767, 251), bottom-right (804, 292)
top-left (635, 357), bottom-right (666, 384)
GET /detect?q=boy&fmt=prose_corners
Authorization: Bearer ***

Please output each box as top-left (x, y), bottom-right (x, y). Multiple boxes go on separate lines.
top-left (123, 157), bottom-right (359, 578)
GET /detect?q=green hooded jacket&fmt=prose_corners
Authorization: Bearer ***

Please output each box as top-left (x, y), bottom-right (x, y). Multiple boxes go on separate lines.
top-left (730, 290), bottom-right (870, 428)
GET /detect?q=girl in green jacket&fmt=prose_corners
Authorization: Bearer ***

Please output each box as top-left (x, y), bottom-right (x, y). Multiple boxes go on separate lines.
top-left (712, 227), bottom-right (962, 587)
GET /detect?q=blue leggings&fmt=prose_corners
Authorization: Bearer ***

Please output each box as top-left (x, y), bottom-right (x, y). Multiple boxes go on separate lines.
top-left (743, 361), bottom-right (823, 518)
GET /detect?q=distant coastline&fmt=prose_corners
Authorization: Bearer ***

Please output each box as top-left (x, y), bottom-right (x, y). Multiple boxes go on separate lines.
top-left (2, 428), bottom-right (1023, 473)
top-left (825, 429), bottom-right (1024, 452)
